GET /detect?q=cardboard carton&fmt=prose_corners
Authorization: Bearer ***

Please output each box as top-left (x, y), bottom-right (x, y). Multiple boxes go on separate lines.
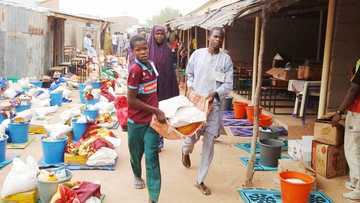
top-left (311, 141), bottom-right (348, 178)
top-left (314, 120), bottom-right (344, 146)
top-left (266, 67), bottom-right (297, 81)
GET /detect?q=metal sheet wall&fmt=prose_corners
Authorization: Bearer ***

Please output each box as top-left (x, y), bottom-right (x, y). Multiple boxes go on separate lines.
top-left (0, 3), bottom-right (51, 78)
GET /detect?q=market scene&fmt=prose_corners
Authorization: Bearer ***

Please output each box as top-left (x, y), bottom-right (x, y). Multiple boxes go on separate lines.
top-left (0, 0), bottom-right (358, 202)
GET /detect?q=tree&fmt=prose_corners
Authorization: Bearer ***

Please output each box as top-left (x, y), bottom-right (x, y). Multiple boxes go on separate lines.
top-left (147, 7), bottom-right (182, 26)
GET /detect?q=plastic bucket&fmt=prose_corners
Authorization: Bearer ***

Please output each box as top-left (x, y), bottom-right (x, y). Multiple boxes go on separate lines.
top-left (233, 101), bottom-right (248, 119)
top-left (50, 92), bottom-right (63, 106)
top-left (30, 81), bottom-right (43, 88)
top-left (0, 114), bottom-right (6, 124)
top-left (84, 109), bottom-right (99, 120)
top-left (8, 122), bottom-right (29, 144)
top-left (280, 171), bottom-right (315, 203)
top-left (246, 106), bottom-right (262, 122)
top-left (259, 114), bottom-right (273, 127)
top-left (41, 137), bottom-right (67, 164)
top-left (6, 76), bottom-right (19, 83)
top-left (91, 81), bottom-right (102, 89)
top-left (0, 135), bottom-right (8, 163)
top-left (72, 120), bottom-right (88, 142)
top-left (259, 138), bottom-right (283, 167)
top-left (37, 169), bottom-right (72, 203)
top-left (225, 97), bottom-right (233, 111)
top-left (79, 91), bottom-right (86, 104)
top-left (15, 104), bottom-right (31, 113)
top-left (79, 83), bottom-right (86, 91)
top-left (85, 98), bottom-right (99, 105)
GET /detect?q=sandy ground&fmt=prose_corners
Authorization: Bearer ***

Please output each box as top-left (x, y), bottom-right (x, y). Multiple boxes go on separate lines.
top-left (0, 90), bottom-right (354, 203)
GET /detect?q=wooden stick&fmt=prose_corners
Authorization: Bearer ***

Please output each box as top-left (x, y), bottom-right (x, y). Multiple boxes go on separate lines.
top-left (245, 4), bottom-right (268, 187)
top-left (252, 16), bottom-right (261, 102)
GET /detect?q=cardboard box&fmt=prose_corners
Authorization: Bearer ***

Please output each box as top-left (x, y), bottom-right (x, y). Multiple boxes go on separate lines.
top-left (266, 67), bottom-right (297, 81)
top-left (298, 65), bottom-right (322, 81)
top-left (314, 121), bottom-right (344, 146)
top-left (311, 141), bottom-right (348, 178)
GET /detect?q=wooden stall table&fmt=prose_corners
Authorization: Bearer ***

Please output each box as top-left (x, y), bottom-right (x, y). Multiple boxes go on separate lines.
top-left (71, 57), bottom-right (88, 83)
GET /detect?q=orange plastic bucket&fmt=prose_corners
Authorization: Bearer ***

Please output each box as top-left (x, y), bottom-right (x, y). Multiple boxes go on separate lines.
top-left (246, 106), bottom-right (262, 122)
top-left (233, 101), bottom-right (248, 119)
top-left (259, 114), bottom-right (273, 127)
top-left (279, 171), bottom-right (315, 203)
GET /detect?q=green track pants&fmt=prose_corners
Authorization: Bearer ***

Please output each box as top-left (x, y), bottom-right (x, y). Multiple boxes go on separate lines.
top-left (128, 122), bottom-right (161, 202)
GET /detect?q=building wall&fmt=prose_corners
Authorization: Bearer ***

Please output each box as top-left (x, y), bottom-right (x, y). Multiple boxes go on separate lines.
top-left (64, 18), bottom-right (102, 53)
top-left (0, 4), bottom-right (51, 77)
top-left (226, 19), bottom-right (254, 67)
top-left (327, 0), bottom-right (360, 111)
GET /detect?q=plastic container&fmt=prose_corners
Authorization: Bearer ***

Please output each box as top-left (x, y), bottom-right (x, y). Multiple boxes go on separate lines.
top-left (50, 91), bottom-right (63, 106)
top-left (41, 137), bottom-right (67, 164)
top-left (79, 83), bottom-right (86, 91)
top-left (225, 97), bottom-right (233, 111)
top-left (0, 135), bottom-right (8, 163)
top-left (259, 138), bottom-right (283, 167)
top-left (37, 169), bottom-right (72, 203)
top-left (246, 105), bottom-right (262, 122)
top-left (91, 81), bottom-right (102, 89)
top-left (15, 104), bottom-right (31, 113)
top-left (84, 109), bottom-right (99, 120)
top-left (30, 80), bottom-right (43, 88)
top-left (279, 171), bottom-right (315, 203)
top-left (233, 101), bottom-right (248, 119)
top-left (8, 122), bottom-right (29, 144)
top-left (72, 120), bottom-right (88, 142)
top-left (259, 114), bottom-right (273, 127)
top-left (0, 113), bottom-right (6, 124)
top-left (79, 91), bottom-right (86, 104)
top-left (85, 98), bottom-right (99, 105)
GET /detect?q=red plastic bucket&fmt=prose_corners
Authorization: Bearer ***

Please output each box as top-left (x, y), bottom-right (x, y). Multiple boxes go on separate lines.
top-left (246, 106), bottom-right (262, 122)
top-left (233, 101), bottom-right (248, 119)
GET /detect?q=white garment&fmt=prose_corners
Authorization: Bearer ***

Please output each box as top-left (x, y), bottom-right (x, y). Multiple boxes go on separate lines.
top-left (83, 37), bottom-right (92, 50)
top-left (112, 34), bottom-right (118, 45)
top-left (345, 111), bottom-right (360, 189)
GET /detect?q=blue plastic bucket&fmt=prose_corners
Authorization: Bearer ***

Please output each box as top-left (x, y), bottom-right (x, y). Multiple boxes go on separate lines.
top-left (15, 104), bottom-right (31, 113)
top-left (85, 98), bottom-right (99, 105)
top-left (50, 92), bottom-right (63, 106)
top-left (91, 81), bottom-right (101, 89)
top-left (79, 83), bottom-right (86, 91)
top-left (31, 81), bottom-right (43, 88)
top-left (0, 135), bottom-right (8, 163)
top-left (41, 137), bottom-right (67, 164)
top-left (79, 91), bottom-right (86, 104)
top-left (8, 122), bottom-right (29, 144)
top-left (0, 114), bottom-right (6, 124)
top-left (72, 120), bottom-right (88, 142)
top-left (84, 109), bottom-right (98, 120)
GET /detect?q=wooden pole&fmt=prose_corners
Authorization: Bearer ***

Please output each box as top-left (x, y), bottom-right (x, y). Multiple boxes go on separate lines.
top-left (252, 16), bottom-right (261, 102)
top-left (245, 5), bottom-right (267, 187)
top-left (187, 29), bottom-right (191, 60)
top-left (222, 27), bottom-right (226, 49)
top-left (318, 0), bottom-right (336, 119)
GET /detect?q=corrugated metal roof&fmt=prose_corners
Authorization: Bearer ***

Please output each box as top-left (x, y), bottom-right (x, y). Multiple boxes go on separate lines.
top-left (172, 0), bottom-right (300, 30)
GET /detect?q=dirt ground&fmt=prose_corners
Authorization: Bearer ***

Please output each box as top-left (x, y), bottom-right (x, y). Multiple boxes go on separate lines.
top-left (0, 90), bottom-right (354, 203)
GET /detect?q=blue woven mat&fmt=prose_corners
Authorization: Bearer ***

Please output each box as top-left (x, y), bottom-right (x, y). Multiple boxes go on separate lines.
top-left (38, 159), bottom-right (116, 171)
top-left (229, 127), bottom-right (253, 137)
top-left (239, 156), bottom-right (289, 171)
top-left (223, 119), bottom-right (252, 127)
top-left (238, 188), bottom-right (334, 203)
top-left (223, 111), bottom-right (236, 119)
top-left (234, 142), bottom-right (288, 154)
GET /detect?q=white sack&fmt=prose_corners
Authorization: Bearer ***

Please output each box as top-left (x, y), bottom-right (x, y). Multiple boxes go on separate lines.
top-left (1, 156), bottom-right (38, 197)
top-left (86, 147), bottom-right (117, 166)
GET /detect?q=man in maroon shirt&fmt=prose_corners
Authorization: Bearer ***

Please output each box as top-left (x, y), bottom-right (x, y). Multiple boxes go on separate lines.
top-left (127, 35), bottom-right (165, 203)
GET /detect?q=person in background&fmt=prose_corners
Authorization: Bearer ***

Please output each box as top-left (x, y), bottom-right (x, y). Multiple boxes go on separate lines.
top-left (181, 27), bottom-right (233, 196)
top-left (332, 58), bottom-right (360, 200)
top-left (83, 34), bottom-right (92, 54)
top-left (127, 35), bottom-right (165, 203)
top-left (112, 32), bottom-right (119, 56)
top-left (148, 25), bottom-right (180, 151)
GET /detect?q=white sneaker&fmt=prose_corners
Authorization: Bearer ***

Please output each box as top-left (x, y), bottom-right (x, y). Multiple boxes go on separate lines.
top-left (345, 180), bottom-right (356, 190)
top-left (343, 190), bottom-right (360, 200)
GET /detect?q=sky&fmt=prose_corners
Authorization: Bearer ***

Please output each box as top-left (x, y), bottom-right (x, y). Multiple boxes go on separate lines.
top-left (59, 0), bottom-right (208, 23)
